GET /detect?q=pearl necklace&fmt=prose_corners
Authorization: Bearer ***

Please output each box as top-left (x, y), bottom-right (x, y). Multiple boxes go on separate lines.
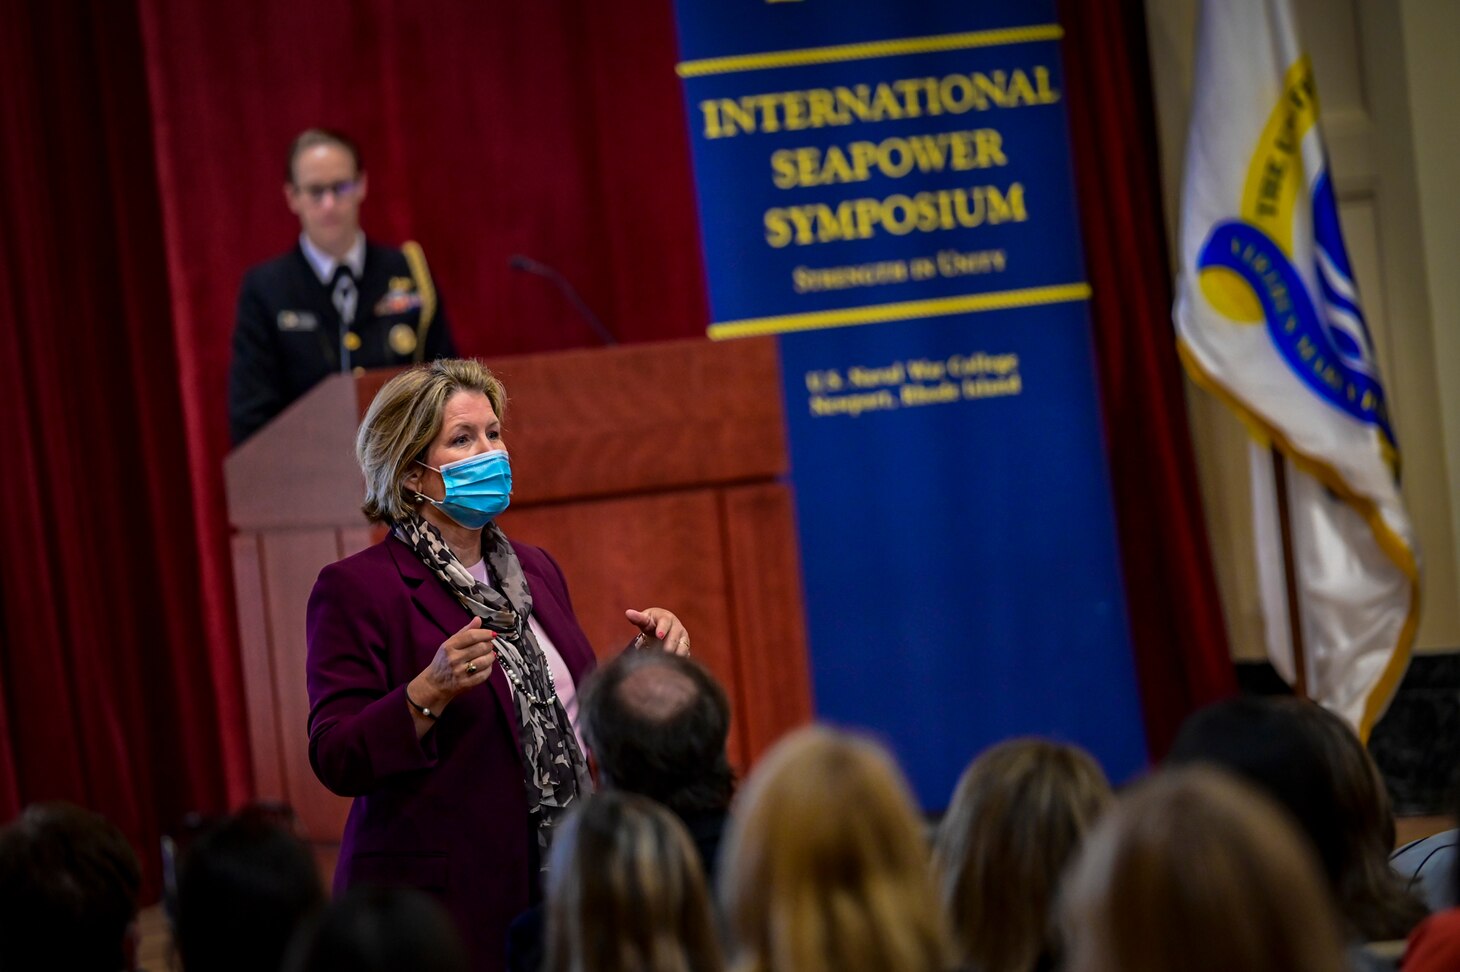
top-left (493, 634), bottom-right (560, 708)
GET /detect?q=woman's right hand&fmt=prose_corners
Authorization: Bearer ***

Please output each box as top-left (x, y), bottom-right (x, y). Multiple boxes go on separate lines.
top-left (407, 617), bottom-right (497, 722)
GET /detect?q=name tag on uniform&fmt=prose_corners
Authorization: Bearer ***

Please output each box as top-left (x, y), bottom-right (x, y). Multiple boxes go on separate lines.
top-left (277, 310), bottom-right (319, 331)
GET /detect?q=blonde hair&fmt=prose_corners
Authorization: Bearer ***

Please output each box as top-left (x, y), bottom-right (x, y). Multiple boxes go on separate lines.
top-left (545, 792), bottom-right (723, 972)
top-left (934, 738), bottom-right (1112, 972)
top-left (719, 726), bottom-right (949, 972)
top-left (1059, 767), bottom-right (1347, 972)
top-left (355, 359), bottom-right (506, 523)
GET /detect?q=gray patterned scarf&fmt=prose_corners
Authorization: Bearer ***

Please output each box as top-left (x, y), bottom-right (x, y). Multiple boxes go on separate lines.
top-left (394, 511), bottom-right (590, 858)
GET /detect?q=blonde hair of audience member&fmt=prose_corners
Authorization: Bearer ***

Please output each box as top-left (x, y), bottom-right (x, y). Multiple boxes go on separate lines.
top-left (546, 791), bottom-right (723, 972)
top-left (1059, 767), bottom-right (1348, 972)
top-left (355, 358), bottom-right (507, 524)
top-left (719, 726), bottom-right (950, 972)
top-left (934, 738), bottom-right (1112, 972)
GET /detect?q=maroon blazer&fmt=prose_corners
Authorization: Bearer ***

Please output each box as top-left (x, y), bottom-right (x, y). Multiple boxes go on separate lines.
top-left (305, 534), bottom-right (598, 972)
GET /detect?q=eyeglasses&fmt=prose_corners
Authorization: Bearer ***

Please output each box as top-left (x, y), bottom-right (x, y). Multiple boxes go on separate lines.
top-left (295, 179), bottom-right (360, 203)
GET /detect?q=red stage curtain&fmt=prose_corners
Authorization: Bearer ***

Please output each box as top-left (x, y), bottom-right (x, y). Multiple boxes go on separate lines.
top-left (0, 0), bottom-right (252, 892)
top-left (1060, 0), bottom-right (1238, 755)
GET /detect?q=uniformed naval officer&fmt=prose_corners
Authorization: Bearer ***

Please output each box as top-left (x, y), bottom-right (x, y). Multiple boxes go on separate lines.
top-left (228, 128), bottom-right (457, 444)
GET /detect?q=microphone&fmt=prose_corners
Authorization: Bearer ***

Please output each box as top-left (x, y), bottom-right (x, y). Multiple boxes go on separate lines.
top-left (508, 254), bottom-right (617, 346)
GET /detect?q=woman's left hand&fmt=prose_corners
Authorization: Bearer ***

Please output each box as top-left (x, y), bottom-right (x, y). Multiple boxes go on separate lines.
top-left (625, 608), bottom-right (692, 656)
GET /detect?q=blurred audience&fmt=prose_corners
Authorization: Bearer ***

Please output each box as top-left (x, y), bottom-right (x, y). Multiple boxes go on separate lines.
top-left (174, 805), bottom-right (325, 972)
top-left (1398, 778), bottom-right (1460, 971)
top-left (1059, 766), bottom-right (1348, 972)
top-left (545, 791), bottom-right (722, 972)
top-left (1167, 695), bottom-right (1428, 967)
top-left (580, 650), bottom-right (735, 874)
top-left (0, 801), bottom-right (141, 972)
top-left (1405, 907), bottom-right (1460, 972)
top-left (5, 700), bottom-right (1443, 972)
top-left (509, 650), bottom-right (735, 972)
top-left (283, 884), bottom-right (469, 972)
top-left (1167, 696), bottom-right (1345, 880)
top-left (1392, 827), bottom-right (1457, 913)
top-left (718, 726), bottom-right (949, 972)
top-left (934, 738), bottom-right (1112, 972)
top-left (1284, 699), bottom-right (1428, 943)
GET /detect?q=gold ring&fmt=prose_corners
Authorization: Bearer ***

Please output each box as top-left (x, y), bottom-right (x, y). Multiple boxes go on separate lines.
top-left (680, 638), bottom-right (691, 651)
top-left (466, 662), bottom-right (479, 675)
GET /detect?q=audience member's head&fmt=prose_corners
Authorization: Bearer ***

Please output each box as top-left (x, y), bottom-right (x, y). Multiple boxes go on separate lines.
top-left (1280, 697), bottom-right (1428, 940)
top-left (719, 726), bottom-right (949, 972)
top-left (1059, 767), bottom-right (1347, 972)
top-left (1166, 696), bottom-right (1344, 883)
top-left (1454, 772), bottom-right (1460, 908)
top-left (0, 801), bottom-right (141, 971)
top-left (545, 791), bottom-right (722, 972)
top-left (175, 805), bottom-right (325, 972)
top-left (934, 737), bottom-right (1112, 972)
top-left (581, 650), bottom-right (734, 818)
top-left (283, 885), bottom-right (468, 972)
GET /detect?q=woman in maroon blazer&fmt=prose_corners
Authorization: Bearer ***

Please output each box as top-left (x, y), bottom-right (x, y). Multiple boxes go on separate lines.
top-left (305, 359), bottom-right (690, 972)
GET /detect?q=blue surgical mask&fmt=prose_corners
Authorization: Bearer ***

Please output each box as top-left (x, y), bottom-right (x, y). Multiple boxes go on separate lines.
top-left (417, 450), bottom-right (512, 528)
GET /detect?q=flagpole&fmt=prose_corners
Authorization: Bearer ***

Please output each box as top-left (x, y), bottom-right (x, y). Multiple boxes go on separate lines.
top-left (1270, 445), bottom-right (1309, 699)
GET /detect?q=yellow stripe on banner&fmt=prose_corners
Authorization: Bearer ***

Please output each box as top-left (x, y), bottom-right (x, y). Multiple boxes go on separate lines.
top-left (707, 283), bottom-right (1091, 340)
top-left (1175, 340), bottom-right (1420, 742)
top-left (676, 25), bottom-right (1064, 78)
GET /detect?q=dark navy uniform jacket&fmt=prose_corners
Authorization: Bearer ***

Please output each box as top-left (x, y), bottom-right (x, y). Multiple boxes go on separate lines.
top-left (228, 240), bottom-right (457, 444)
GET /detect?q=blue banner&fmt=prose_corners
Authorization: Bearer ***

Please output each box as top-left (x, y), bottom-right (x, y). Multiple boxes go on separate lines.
top-left (674, 0), bottom-right (1148, 806)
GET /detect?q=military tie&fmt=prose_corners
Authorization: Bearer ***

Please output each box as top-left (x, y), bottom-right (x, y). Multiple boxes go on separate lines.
top-left (331, 265), bottom-right (357, 326)
top-left (331, 265), bottom-right (357, 372)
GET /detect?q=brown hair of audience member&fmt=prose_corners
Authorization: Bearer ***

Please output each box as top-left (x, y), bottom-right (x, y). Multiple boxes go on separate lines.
top-left (175, 806), bottom-right (326, 972)
top-left (1059, 767), bottom-right (1348, 972)
top-left (1279, 698), bottom-right (1428, 941)
top-left (546, 791), bottom-right (723, 972)
top-left (0, 802), bottom-right (142, 972)
top-left (719, 726), bottom-right (949, 972)
top-left (934, 738), bottom-right (1112, 972)
top-left (283, 885), bottom-right (469, 972)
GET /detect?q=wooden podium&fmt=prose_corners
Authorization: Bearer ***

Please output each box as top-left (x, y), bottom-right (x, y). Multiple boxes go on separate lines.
top-left (225, 338), bottom-right (813, 862)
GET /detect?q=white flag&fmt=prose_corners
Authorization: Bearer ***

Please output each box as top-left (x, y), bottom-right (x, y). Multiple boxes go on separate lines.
top-left (1174, 0), bottom-right (1419, 737)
